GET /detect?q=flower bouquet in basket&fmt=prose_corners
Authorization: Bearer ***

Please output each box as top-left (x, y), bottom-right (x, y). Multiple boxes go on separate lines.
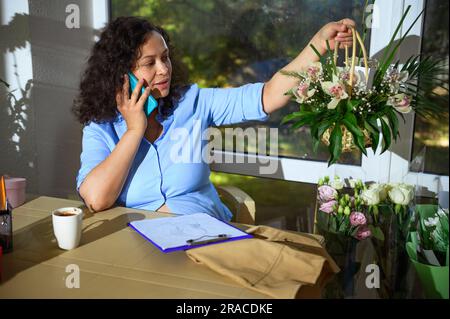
top-left (281, 5), bottom-right (448, 165)
top-left (407, 205), bottom-right (449, 298)
top-left (315, 176), bottom-right (372, 298)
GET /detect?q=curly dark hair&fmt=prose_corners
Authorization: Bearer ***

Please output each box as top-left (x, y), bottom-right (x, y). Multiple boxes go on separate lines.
top-left (72, 16), bottom-right (189, 125)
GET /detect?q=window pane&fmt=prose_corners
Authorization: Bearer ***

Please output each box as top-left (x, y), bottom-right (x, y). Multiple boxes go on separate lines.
top-left (412, 0), bottom-right (449, 175)
top-left (211, 171), bottom-right (316, 232)
top-left (112, 0), bottom-right (370, 165)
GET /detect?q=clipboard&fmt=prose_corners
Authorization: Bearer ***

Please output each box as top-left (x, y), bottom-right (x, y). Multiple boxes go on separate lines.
top-left (128, 213), bottom-right (252, 253)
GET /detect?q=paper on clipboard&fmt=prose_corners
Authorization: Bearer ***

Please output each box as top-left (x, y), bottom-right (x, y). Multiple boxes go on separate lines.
top-left (128, 213), bottom-right (252, 253)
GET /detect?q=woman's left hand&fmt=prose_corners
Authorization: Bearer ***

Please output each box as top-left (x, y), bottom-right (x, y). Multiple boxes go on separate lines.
top-left (311, 18), bottom-right (357, 53)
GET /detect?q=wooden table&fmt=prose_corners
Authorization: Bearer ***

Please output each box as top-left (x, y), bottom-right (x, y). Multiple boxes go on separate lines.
top-left (0, 196), bottom-right (270, 299)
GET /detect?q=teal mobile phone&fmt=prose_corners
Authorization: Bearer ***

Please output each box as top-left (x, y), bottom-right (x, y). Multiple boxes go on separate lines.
top-left (127, 72), bottom-right (158, 117)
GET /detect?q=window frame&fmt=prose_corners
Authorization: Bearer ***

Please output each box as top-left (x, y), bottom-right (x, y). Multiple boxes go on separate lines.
top-left (105, 0), bottom-right (449, 193)
top-left (211, 0), bottom-right (448, 194)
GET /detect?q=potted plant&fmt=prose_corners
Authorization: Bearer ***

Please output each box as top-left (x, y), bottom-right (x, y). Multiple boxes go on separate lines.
top-left (281, 5), bottom-right (448, 165)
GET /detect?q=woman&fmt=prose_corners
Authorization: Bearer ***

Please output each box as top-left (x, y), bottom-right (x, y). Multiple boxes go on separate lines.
top-left (73, 16), bottom-right (355, 221)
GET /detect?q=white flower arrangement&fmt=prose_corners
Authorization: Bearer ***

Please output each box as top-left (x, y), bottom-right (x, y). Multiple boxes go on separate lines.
top-left (415, 207), bottom-right (449, 266)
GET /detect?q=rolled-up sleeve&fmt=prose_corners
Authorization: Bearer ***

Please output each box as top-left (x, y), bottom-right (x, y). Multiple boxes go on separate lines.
top-left (199, 82), bottom-right (269, 127)
top-left (76, 123), bottom-right (111, 192)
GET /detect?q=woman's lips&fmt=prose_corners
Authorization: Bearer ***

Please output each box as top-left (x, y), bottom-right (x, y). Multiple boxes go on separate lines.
top-left (154, 80), bottom-right (169, 90)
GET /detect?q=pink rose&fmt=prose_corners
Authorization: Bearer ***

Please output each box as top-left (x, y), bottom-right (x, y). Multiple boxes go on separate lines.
top-left (319, 200), bottom-right (338, 214)
top-left (356, 225), bottom-right (372, 240)
top-left (318, 185), bottom-right (338, 202)
top-left (350, 212), bottom-right (367, 226)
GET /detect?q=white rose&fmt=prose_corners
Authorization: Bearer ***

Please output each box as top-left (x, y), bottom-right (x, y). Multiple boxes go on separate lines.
top-left (369, 183), bottom-right (388, 201)
top-left (404, 183), bottom-right (415, 193)
top-left (361, 188), bottom-right (380, 206)
top-left (348, 179), bottom-right (357, 188)
top-left (330, 179), bottom-right (344, 190)
top-left (388, 184), bottom-right (414, 205)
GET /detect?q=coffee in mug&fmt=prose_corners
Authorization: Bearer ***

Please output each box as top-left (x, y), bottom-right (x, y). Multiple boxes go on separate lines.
top-left (54, 211), bottom-right (77, 217)
top-left (52, 207), bottom-right (83, 250)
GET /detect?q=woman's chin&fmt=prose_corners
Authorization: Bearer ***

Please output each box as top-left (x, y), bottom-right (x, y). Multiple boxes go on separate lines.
top-left (152, 88), bottom-right (170, 99)
top-left (160, 89), bottom-right (170, 98)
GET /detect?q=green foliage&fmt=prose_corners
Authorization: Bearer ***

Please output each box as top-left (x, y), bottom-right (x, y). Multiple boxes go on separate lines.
top-left (400, 55), bottom-right (449, 118)
top-left (112, 0), bottom-right (368, 87)
top-left (281, 4), bottom-right (448, 165)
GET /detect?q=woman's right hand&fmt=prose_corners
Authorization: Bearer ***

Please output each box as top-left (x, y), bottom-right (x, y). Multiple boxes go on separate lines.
top-left (116, 74), bottom-right (151, 135)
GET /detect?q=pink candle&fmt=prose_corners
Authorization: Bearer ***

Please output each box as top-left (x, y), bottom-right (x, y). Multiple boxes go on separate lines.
top-left (5, 177), bottom-right (26, 208)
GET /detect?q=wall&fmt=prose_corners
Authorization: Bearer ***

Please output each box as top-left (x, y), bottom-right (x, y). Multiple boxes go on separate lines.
top-left (0, 0), bottom-right (108, 198)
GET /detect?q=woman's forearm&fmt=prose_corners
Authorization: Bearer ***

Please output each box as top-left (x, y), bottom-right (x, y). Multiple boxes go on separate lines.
top-left (262, 19), bottom-right (355, 114)
top-left (79, 129), bottom-right (143, 211)
top-left (262, 36), bottom-right (325, 114)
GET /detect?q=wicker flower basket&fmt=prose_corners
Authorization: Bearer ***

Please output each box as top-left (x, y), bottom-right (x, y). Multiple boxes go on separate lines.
top-left (322, 125), bottom-right (372, 153)
top-left (322, 27), bottom-right (372, 153)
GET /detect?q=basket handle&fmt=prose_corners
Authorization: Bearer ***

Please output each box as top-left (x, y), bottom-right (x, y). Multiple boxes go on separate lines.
top-left (333, 26), bottom-right (369, 96)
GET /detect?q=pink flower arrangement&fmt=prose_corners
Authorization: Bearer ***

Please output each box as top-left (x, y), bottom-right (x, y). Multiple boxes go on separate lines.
top-left (316, 175), bottom-right (372, 241)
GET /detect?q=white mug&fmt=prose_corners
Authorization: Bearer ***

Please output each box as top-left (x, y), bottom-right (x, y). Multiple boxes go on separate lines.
top-left (52, 207), bottom-right (83, 250)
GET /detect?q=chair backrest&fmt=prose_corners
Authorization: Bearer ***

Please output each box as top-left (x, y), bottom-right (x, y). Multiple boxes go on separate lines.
top-left (216, 185), bottom-right (256, 225)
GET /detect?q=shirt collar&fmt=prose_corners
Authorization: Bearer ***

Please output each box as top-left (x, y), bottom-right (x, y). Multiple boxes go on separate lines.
top-left (112, 99), bottom-right (170, 141)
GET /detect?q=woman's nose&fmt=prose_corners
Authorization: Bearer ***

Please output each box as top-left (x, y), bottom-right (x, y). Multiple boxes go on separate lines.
top-left (156, 60), bottom-right (169, 75)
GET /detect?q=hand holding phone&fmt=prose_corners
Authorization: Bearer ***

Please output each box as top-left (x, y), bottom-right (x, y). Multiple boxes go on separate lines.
top-left (127, 72), bottom-right (158, 117)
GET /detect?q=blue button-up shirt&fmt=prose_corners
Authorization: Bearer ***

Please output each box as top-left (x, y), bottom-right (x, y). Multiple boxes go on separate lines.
top-left (76, 82), bottom-right (269, 221)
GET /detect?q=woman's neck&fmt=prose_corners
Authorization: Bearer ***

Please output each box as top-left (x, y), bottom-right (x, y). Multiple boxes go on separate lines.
top-left (144, 109), bottom-right (163, 143)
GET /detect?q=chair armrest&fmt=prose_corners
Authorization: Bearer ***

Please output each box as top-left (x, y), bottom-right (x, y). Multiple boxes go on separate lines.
top-left (216, 185), bottom-right (256, 225)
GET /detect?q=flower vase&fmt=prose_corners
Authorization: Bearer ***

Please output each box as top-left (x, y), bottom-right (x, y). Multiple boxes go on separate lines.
top-left (371, 204), bottom-right (413, 298)
top-left (317, 226), bottom-right (360, 298)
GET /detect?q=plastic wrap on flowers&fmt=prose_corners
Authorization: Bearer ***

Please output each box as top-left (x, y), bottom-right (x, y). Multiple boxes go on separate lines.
top-left (406, 205), bottom-right (449, 298)
top-left (316, 212), bottom-right (362, 298)
top-left (314, 176), bottom-right (373, 298)
top-left (370, 204), bottom-right (415, 298)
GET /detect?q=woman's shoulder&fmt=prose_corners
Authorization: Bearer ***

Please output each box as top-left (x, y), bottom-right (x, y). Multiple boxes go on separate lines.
top-left (82, 117), bottom-right (118, 136)
top-left (178, 83), bottom-right (199, 101)
top-left (176, 83), bottom-right (225, 105)
top-left (179, 82), bottom-right (231, 101)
